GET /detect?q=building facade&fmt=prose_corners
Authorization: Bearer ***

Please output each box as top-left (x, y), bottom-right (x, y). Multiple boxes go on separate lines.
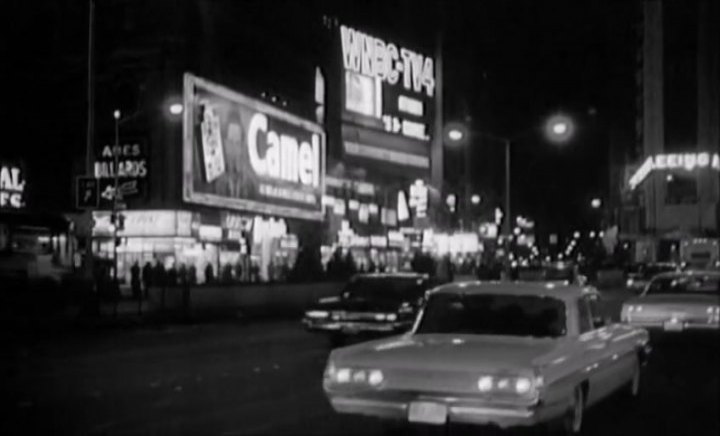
top-left (622, 0), bottom-right (719, 262)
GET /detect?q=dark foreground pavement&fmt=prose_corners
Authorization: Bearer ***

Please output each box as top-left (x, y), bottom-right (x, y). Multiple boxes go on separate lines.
top-left (1, 288), bottom-right (718, 436)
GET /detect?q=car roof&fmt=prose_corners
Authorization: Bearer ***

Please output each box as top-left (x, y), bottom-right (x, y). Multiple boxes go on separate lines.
top-left (653, 270), bottom-right (720, 280)
top-left (352, 272), bottom-right (429, 280)
top-left (430, 280), bottom-right (598, 302)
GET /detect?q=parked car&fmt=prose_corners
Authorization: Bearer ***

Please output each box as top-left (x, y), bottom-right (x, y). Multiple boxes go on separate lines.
top-left (303, 273), bottom-right (432, 345)
top-left (621, 270), bottom-right (720, 332)
top-left (323, 281), bottom-right (650, 434)
top-left (625, 262), bottom-right (680, 293)
top-left (517, 261), bottom-right (588, 286)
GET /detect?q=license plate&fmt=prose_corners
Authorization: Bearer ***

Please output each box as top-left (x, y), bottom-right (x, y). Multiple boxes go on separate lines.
top-left (664, 320), bottom-right (684, 332)
top-left (408, 401), bottom-right (447, 425)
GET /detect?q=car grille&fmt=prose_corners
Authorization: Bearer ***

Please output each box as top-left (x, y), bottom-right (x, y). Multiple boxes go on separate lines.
top-left (333, 311), bottom-right (381, 322)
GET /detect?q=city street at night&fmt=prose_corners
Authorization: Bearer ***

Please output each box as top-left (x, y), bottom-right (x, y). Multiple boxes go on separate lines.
top-left (2, 288), bottom-right (718, 436)
top-left (2, 1), bottom-right (719, 435)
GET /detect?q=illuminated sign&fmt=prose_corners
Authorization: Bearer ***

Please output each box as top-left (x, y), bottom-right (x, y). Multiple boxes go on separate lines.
top-left (198, 225), bottom-right (222, 242)
top-left (252, 216), bottom-right (287, 244)
top-left (340, 26), bottom-right (435, 97)
top-left (628, 152), bottom-right (720, 190)
top-left (92, 210), bottom-right (192, 237)
top-left (93, 140), bottom-right (148, 206)
top-left (183, 74), bottom-right (326, 221)
top-left (0, 164), bottom-right (25, 209)
top-left (408, 180), bottom-right (428, 218)
top-left (338, 25), bottom-right (435, 172)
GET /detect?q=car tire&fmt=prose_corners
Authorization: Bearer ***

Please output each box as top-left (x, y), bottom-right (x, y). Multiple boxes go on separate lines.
top-left (551, 385), bottom-right (584, 435)
top-left (622, 357), bottom-right (642, 400)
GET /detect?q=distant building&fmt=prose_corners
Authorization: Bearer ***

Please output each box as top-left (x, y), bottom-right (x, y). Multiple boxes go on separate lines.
top-left (621, 0), bottom-right (719, 257)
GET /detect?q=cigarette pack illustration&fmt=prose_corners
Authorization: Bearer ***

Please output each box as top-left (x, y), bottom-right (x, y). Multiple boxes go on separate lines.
top-left (200, 104), bottom-right (226, 182)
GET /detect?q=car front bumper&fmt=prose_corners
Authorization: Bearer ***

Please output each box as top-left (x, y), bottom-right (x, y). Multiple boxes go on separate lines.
top-left (624, 318), bottom-right (719, 331)
top-left (303, 319), bottom-right (411, 334)
top-left (326, 393), bottom-right (565, 429)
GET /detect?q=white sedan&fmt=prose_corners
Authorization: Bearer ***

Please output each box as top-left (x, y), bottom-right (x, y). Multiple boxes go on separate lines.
top-left (323, 281), bottom-right (650, 434)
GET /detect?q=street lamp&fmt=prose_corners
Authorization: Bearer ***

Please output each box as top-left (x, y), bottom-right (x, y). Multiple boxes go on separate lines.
top-left (445, 114), bottom-right (576, 277)
top-left (591, 197), bottom-right (602, 209)
top-left (471, 194), bottom-right (481, 205)
top-left (169, 103), bottom-right (183, 115)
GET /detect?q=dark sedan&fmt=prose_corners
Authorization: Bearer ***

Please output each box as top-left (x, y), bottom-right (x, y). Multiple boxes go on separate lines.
top-left (303, 273), bottom-right (432, 345)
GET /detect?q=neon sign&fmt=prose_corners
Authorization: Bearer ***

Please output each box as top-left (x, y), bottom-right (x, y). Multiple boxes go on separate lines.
top-left (629, 152), bottom-right (720, 190)
top-left (0, 164), bottom-right (25, 209)
top-left (340, 26), bottom-right (435, 97)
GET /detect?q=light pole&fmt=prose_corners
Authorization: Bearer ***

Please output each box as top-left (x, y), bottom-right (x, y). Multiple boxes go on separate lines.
top-left (445, 114), bottom-right (575, 277)
top-left (112, 109), bottom-right (121, 288)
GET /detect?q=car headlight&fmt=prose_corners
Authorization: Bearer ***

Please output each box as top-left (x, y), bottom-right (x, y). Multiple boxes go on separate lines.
top-left (515, 377), bottom-right (532, 394)
top-left (368, 370), bottom-right (384, 386)
top-left (374, 314), bottom-right (386, 321)
top-left (330, 367), bottom-right (385, 387)
top-left (306, 310), bottom-right (329, 319)
top-left (336, 368), bottom-right (351, 383)
top-left (626, 279), bottom-right (634, 287)
top-left (386, 313), bottom-right (397, 322)
top-left (477, 374), bottom-right (539, 395)
top-left (477, 376), bottom-right (493, 392)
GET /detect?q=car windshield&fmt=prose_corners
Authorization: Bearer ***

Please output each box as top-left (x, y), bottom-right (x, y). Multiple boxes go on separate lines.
top-left (645, 275), bottom-right (720, 296)
top-left (342, 277), bottom-right (426, 302)
top-left (416, 293), bottom-right (567, 338)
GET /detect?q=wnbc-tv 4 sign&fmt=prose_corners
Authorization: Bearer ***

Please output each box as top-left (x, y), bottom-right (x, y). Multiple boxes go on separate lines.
top-left (93, 140), bottom-right (148, 208)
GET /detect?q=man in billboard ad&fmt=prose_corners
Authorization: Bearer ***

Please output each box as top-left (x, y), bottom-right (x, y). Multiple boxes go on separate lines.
top-left (183, 74), bottom-right (326, 221)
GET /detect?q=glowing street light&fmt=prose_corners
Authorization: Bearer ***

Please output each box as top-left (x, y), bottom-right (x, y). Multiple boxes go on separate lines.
top-left (448, 129), bottom-right (464, 142)
top-left (544, 114), bottom-right (575, 145)
top-left (471, 194), bottom-right (481, 205)
top-left (169, 103), bottom-right (183, 115)
top-left (573, 231), bottom-right (581, 239)
top-left (591, 198), bottom-right (602, 209)
top-left (113, 109), bottom-right (121, 120)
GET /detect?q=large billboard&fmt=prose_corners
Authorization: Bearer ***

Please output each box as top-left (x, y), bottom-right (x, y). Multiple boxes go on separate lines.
top-left (337, 25), bottom-right (436, 173)
top-left (183, 74), bottom-right (326, 221)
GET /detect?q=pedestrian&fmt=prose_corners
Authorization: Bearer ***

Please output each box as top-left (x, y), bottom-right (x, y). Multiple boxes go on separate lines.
top-left (179, 263), bottom-right (191, 321)
top-left (130, 261), bottom-right (141, 300)
top-left (205, 263), bottom-right (215, 284)
top-left (142, 261), bottom-right (153, 299)
top-left (153, 259), bottom-right (167, 308)
top-left (167, 264), bottom-right (177, 287)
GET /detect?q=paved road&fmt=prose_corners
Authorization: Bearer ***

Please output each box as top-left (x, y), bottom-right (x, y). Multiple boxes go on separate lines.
top-left (1, 288), bottom-right (718, 436)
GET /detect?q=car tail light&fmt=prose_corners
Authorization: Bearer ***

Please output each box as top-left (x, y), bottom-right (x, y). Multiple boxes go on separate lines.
top-left (368, 370), bottom-right (384, 386)
top-left (330, 367), bottom-right (385, 387)
top-left (477, 374), bottom-right (540, 396)
top-left (306, 310), bottom-right (329, 319)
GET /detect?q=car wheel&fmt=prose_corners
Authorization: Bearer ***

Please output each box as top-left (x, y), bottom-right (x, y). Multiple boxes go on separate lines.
top-left (561, 385), bottom-right (585, 435)
top-left (623, 357), bottom-right (641, 399)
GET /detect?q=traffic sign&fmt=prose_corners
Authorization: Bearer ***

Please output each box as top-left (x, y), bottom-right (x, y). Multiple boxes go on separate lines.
top-left (76, 177), bottom-right (99, 209)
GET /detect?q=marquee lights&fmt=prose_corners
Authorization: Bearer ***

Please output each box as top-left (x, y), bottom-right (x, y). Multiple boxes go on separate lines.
top-left (628, 152), bottom-right (720, 190)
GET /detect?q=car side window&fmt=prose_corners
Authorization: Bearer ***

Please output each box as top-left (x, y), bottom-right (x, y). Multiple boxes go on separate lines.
top-left (577, 298), bottom-right (593, 333)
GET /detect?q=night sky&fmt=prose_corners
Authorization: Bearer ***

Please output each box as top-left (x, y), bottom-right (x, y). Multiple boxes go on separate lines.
top-left (2, 0), bottom-right (639, 241)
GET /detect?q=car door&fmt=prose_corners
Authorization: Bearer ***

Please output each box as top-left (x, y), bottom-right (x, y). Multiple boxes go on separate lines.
top-left (577, 295), bottom-right (617, 406)
top-left (577, 296), bottom-right (605, 405)
top-left (587, 294), bottom-right (637, 396)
